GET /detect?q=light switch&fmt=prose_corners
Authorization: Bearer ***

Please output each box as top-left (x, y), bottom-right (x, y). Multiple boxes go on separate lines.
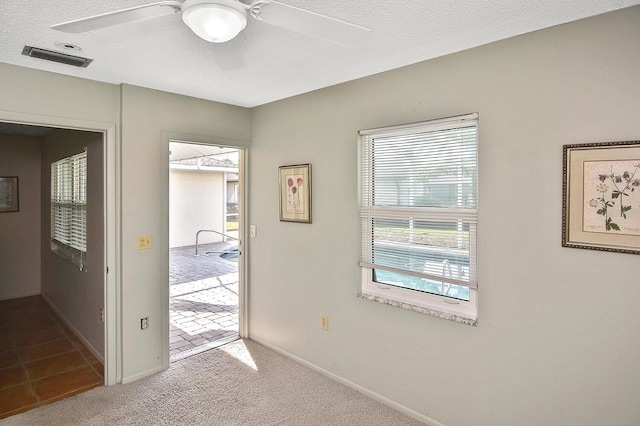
top-left (137, 235), bottom-right (152, 250)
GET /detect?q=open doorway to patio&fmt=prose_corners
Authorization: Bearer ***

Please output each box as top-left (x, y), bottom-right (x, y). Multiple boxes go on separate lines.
top-left (168, 141), bottom-right (240, 361)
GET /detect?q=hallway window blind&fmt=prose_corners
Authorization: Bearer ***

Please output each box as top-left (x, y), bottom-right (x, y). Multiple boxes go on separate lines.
top-left (358, 113), bottom-right (478, 323)
top-left (51, 150), bottom-right (87, 270)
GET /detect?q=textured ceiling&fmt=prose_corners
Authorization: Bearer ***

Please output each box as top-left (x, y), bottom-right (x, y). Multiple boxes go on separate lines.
top-left (1, 1), bottom-right (639, 108)
top-left (0, 122), bottom-right (50, 137)
top-left (169, 141), bottom-right (238, 162)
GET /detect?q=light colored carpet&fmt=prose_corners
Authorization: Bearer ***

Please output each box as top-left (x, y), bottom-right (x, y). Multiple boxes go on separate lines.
top-left (2, 339), bottom-right (424, 425)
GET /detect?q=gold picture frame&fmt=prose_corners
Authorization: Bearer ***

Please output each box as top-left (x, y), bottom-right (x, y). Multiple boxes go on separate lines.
top-left (562, 141), bottom-right (640, 254)
top-left (279, 164), bottom-right (311, 223)
top-left (0, 176), bottom-right (19, 213)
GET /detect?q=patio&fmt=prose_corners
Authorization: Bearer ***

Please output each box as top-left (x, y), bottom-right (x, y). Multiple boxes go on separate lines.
top-left (169, 241), bottom-right (239, 361)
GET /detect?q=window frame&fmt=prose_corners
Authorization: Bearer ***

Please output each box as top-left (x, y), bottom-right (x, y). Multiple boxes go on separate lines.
top-left (358, 113), bottom-right (479, 325)
top-left (51, 150), bottom-right (87, 270)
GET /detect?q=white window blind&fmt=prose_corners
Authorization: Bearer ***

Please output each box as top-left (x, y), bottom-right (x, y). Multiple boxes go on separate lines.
top-left (359, 113), bottom-right (478, 297)
top-left (51, 151), bottom-right (87, 269)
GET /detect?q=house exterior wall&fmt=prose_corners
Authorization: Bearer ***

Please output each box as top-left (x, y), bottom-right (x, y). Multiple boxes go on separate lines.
top-left (0, 135), bottom-right (41, 300)
top-left (169, 169), bottom-right (225, 248)
top-left (248, 7), bottom-right (640, 426)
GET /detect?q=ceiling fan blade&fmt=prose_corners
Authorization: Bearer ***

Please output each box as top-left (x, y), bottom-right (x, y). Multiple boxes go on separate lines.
top-left (256, 1), bottom-right (369, 48)
top-left (51, 1), bottom-right (182, 33)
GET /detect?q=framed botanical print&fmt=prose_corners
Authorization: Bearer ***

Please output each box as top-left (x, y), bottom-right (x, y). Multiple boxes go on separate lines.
top-left (562, 141), bottom-right (640, 254)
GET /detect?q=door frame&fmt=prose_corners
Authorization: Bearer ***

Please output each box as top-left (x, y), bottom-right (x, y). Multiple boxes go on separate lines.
top-left (0, 110), bottom-right (120, 386)
top-left (161, 131), bottom-right (248, 369)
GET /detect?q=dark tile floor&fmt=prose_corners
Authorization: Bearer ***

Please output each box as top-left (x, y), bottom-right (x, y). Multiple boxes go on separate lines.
top-left (0, 296), bottom-right (104, 419)
top-left (0, 242), bottom-right (237, 418)
top-left (169, 242), bottom-right (240, 360)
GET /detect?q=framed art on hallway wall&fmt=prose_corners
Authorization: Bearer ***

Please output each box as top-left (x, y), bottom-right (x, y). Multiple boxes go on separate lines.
top-left (0, 176), bottom-right (18, 213)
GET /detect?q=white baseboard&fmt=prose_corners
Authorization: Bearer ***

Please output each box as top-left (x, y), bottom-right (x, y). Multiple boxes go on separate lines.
top-left (121, 365), bottom-right (167, 384)
top-left (0, 291), bottom-right (40, 302)
top-left (41, 294), bottom-right (105, 365)
top-left (251, 337), bottom-right (446, 426)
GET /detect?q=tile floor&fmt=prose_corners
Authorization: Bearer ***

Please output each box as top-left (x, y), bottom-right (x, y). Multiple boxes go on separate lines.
top-left (0, 295), bottom-right (104, 420)
top-left (169, 242), bottom-right (240, 360)
top-left (0, 242), bottom-right (236, 418)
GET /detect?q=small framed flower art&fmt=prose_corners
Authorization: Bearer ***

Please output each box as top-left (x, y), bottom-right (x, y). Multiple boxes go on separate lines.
top-left (279, 163), bottom-right (311, 223)
top-left (562, 140), bottom-right (640, 254)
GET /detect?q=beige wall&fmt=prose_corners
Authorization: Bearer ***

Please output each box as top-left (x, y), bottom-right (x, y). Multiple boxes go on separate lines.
top-left (40, 128), bottom-right (105, 359)
top-left (120, 84), bottom-right (250, 381)
top-left (0, 135), bottom-right (42, 300)
top-left (169, 169), bottom-right (225, 248)
top-left (0, 63), bottom-right (120, 124)
top-left (248, 7), bottom-right (640, 426)
top-left (0, 63), bottom-right (120, 382)
top-left (0, 65), bottom-right (251, 384)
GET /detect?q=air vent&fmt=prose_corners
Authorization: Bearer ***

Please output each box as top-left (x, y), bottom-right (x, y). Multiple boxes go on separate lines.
top-left (22, 46), bottom-right (93, 68)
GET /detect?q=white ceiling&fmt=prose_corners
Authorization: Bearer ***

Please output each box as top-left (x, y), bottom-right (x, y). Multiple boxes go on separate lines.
top-left (169, 141), bottom-right (238, 162)
top-left (1, 1), bottom-right (638, 108)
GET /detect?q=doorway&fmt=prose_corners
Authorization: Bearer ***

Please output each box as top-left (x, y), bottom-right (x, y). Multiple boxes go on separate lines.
top-left (0, 121), bottom-right (111, 417)
top-left (168, 141), bottom-right (242, 361)
top-left (0, 115), bottom-right (118, 387)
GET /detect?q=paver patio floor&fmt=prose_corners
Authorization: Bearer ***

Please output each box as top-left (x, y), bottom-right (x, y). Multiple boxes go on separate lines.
top-left (169, 242), bottom-right (239, 360)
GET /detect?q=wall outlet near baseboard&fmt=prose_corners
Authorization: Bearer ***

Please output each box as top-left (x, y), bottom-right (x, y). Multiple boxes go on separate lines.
top-left (321, 316), bottom-right (329, 331)
top-left (141, 317), bottom-right (149, 330)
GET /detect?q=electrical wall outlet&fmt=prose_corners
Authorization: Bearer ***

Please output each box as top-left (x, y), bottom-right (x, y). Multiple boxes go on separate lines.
top-left (100, 308), bottom-right (104, 323)
top-left (250, 224), bottom-right (257, 238)
top-left (321, 316), bottom-right (329, 331)
top-left (141, 317), bottom-right (149, 330)
top-left (137, 235), bottom-right (152, 250)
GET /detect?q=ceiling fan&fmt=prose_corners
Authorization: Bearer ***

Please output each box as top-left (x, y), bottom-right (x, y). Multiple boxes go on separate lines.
top-left (51, 0), bottom-right (369, 47)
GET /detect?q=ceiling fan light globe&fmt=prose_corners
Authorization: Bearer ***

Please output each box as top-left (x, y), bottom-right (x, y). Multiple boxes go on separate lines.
top-left (182, 1), bottom-right (247, 43)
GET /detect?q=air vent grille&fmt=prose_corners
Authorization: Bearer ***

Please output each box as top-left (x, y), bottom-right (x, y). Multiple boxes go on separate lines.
top-left (22, 46), bottom-right (93, 68)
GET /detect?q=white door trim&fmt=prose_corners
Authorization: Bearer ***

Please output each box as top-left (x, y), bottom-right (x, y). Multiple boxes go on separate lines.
top-left (161, 131), bottom-right (249, 369)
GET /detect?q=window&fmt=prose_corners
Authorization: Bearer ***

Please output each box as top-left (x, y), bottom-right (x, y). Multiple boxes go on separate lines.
top-left (51, 150), bottom-right (87, 270)
top-left (358, 113), bottom-right (478, 325)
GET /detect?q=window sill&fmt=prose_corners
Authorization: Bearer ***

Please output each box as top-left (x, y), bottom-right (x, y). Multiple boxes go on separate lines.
top-left (358, 291), bottom-right (478, 327)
